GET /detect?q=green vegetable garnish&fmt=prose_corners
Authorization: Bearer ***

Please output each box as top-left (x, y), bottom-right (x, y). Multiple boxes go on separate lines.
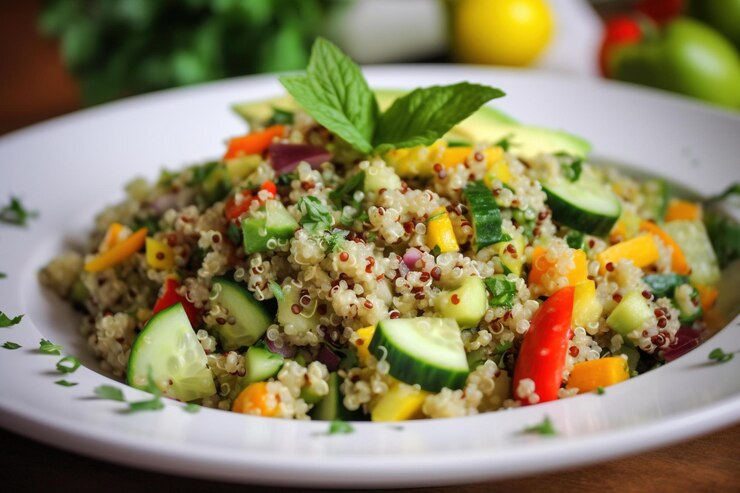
top-left (0, 196), bottom-right (38, 226)
top-left (596, 386), bottom-right (606, 395)
top-left (56, 355), bottom-right (81, 374)
top-left (329, 171), bottom-right (365, 209)
top-left (0, 311), bottom-right (23, 328)
top-left (126, 372), bottom-right (164, 413)
top-left (39, 339), bottom-right (63, 355)
top-left (557, 153), bottom-right (583, 183)
top-left (708, 348), bottom-right (734, 363)
top-left (55, 380), bottom-right (78, 387)
top-left (298, 196), bottom-right (335, 233)
top-left (484, 276), bottom-right (517, 309)
top-left (328, 419), bottom-right (354, 435)
top-left (268, 280), bottom-right (284, 301)
top-left (0, 272), bottom-right (6, 279)
top-left (565, 230), bottom-right (586, 250)
top-left (280, 38), bottom-right (504, 155)
top-left (2, 341), bottom-right (21, 350)
top-left (494, 134), bottom-right (514, 151)
top-left (324, 229), bottom-right (350, 254)
top-left (94, 385), bottom-right (126, 402)
top-left (523, 416), bottom-right (557, 436)
top-left (184, 403), bottom-right (201, 414)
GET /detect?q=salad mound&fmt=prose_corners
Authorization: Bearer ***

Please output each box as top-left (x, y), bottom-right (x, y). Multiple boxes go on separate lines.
top-left (40, 38), bottom-right (731, 421)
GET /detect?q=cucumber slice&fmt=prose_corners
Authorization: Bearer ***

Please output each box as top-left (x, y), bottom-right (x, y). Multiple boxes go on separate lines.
top-left (309, 373), bottom-right (367, 421)
top-left (241, 200), bottom-right (299, 254)
top-left (607, 291), bottom-right (652, 336)
top-left (127, 303), bottom-right (215, 402)
top-left (662, 220), bottom-right (721, 287)
top-left (673, 283), bottom-right (703, 324)
top-left (639, 179), bottom-right (669, 222)
top-left (244, 345), bottom-right (284, 383)
top-left (463, 181), bottom-right (511, 251)
top-left (369, 317), bottom-right (469, 392)
top-left (543, 179), bottom-right (621, 237)
top-left (277, 283), bottom-right (320, 333)
top-left (494, 232), bottom-right (525, 276)
top-left (363, 160), bottom-right (402, 194)
top-left (211, 277), bottom-right (275, 350)
top-left (437, 277), bottom-right (487, 329)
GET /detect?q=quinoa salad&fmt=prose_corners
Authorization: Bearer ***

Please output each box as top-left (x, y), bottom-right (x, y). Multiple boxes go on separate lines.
top-left (40, 39), bottom-right (733, 421)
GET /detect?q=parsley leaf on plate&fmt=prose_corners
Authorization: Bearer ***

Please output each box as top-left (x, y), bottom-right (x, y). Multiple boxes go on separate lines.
top-left (56, 355), bottom-right (81, 374)
top-left (523, 416), bottom-right (557, 436)
top-left (708, 348), bottom-right (734, 363)
top-left (94, 385), bottom-right (126, 402)
top-left (0, 311), bottom-right (23, 327)
top-left (39, 339), bottom-right (63, 355)
top-left (184, 403), bottom-right (201, 414)
top-left (55, 380), bottom-right (78, 387)
top-left (328, 419), bottom-right (354, 435)
top-left (0, 196), bottom-right (38, 226)
top-left (2, 341), bottom-right (21, 350)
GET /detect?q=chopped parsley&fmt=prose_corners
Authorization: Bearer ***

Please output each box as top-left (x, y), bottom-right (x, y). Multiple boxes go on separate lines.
top-left (523, 416), bottom-right (557, 436)
top-left (324, 229), bottom-right (350, 254)
top-left (708, 348), bottom-right (734, 363)
top-left (298, 196), bottom-right (335, 233)
top-left (494, 341), bottom-right (513, 354)
top-left (268, 280), bottom-right (284, 301)
top-left (426, 210), bottom-right (446, 223)
top-left (126, 372), bottom-right (164, 413)
top-left (431, 245), bottom-right (442, 257)
top-left (557, 153), bottom-right (583, 182)
top-left (94, 385), bottom-right (126, 402)
top-left (329, 171), bottom-right (365, 209)
top-left (184, 403), bottom-right (201, 414)
top-left (0, 196), bottom-right (38, 226)
top-left (0, 272), bottom-right (6, 279)
top-left (55, 380), bottom-right (78, 387)
top-left (0, 311), bottom-right (23, 327)
top-left (266, 107), bottom-right (294, 126)
top-left (596, 386), bottom-right (606, 395)
top-left (226, 221), bottom-right (242, 245)
top-left (565, 230), bottom-right (585, 250)
top-left (56, 355), bottom-right (81, 374)
top-left (494, 134), bottom-right (514, 151)
top-left (2, 341), bottom-right (21, 350)
top-left (39, 339), bottom-right (63, 355)
top-left (328, 419), bottom-right (354, 435)
top-left (484, 276), bottom-right (517, 309)
top-left (276, 172), bottom-right (298, 186)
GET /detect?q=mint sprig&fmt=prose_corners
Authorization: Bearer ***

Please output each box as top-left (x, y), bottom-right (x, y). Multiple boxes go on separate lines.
top-left (280, 38), bottom-right (505, 155)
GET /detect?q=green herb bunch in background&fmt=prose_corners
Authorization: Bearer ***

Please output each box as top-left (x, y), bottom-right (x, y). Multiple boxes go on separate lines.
top-left (39, 0), bottom-right (348, 105)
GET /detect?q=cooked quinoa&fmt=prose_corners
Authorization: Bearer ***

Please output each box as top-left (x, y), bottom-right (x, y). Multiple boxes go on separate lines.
top-left (39, 94), bottom-right (726, 421)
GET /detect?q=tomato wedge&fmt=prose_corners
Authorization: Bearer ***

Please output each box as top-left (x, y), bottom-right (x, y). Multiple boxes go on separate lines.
top-left (513, 285), bottom-right (574, 405)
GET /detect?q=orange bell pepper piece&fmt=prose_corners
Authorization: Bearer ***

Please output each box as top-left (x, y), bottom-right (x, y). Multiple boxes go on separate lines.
top-left (665, 199), bottom-right (702, 222)
top-left (639, 221), bottom-right (690, 275)
top-left (84, 227), bottom-right (148, 273)
top-left (223, 124), bottom-right (285, 160)
top-left (528, 246), bottom-right (587, 294)
top-left (232, 382), bottom-right (279, 417)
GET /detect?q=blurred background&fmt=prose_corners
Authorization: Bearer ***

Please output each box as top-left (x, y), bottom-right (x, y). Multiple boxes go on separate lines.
top-left (1, 0), bottom-right (739, 135)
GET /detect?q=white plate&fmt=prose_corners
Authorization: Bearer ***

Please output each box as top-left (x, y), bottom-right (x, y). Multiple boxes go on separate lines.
top-left (1, 66), bottom-right (739, 488)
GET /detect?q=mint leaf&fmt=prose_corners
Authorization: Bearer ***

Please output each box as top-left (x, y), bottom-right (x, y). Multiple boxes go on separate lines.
top-left (373, 82), bottom-right (505, 150)
top-left (279, 37), bottom-right (377, 154)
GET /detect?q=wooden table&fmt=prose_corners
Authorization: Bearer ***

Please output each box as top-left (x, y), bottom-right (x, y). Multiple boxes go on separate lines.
top-left (1, 1), bottom-right (739, 490)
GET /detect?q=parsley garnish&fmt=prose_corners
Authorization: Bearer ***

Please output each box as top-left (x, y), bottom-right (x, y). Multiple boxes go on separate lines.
top-left (266, 107), bottom-right (294, 126)
top-left (495, 341), bottom-right (513, 354)
top-left (280, 37), bottom-right (505, 154)
top-left (484, 275), bottom-right (517, 309)
top-left (0, 311), bottom-right (23, 328)
top-left (565, 230), bottom-right (585, 250)
top-left (324, 229), bottom-right (350, 254)
top-left (39, 339), bottom-right (63, 355)
top-left (523, 416), bottom-right (557, 436)
top-left (329, 171), bottom-right (365, 209)
top-left (56, 355), bottom-right (81, 374)
top-left (596, 386), bottom-right (606, 395)
top-left (268, 280), bottom-right (284, 301)
top-left (557, 153), bottom-right (583, 182)
top-left (427, 210), bottom-right (446, 223)
top-left (94, 385), bottom-right (126, 402)
top-left (328, 419), bottom-right (354, 435)
top-left (494, 134), bottom-right (514, 151)
top-left (2, 341), bottom-right (21, 350)
top-left (0, 196), bottom-right (38, 226)
top-left (55, 380), bottom-right (78, 387)
top-left (184, 403), bottom-right (201, 414)
top-left (0, 272), bottom-right (6, 279)
top-left (708, 348), bottom-right (734, 363)
top-left (226, 221), bottom-right (242, 245)
top-left (298, 196), bottom-right (335, 233)
top-left (126, 372), bottom-right (164, 413)
top-left (431, 245), bottom-right (441, 257)
top-left (276, 172), bottom-right (298, 186)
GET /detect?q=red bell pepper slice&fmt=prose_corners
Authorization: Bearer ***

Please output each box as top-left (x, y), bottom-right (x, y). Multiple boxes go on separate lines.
top-left (151, 278), bottom-right (200, 328)
top-left (223, 180), bottom-right (277, 222)
top-left (513, 285), bottom-right (575, 405)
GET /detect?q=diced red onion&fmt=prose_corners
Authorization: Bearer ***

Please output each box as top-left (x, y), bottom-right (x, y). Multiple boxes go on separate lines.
top-left (148, 194), bottom-right (178, 214)
top-left (403, 248), bottom-right (422, 270)
top-left (663, 326), bottom-right (702, 362)
top-left (268, 144), bottom-right (331, 173)
top-left (317, 345), bottom-right (341, 372)
top-left (265, 339), bottom-right (297, 358)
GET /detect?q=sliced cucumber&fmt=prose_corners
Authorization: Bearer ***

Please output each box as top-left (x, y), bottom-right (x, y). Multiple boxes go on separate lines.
top-left (639, 179), bottom-right (669, 222)
top-left (369, 317), bottom-right (469, 392)
top-left (244, 345), bottom-right (284, 383)
top-left (463, 181), bottom-right (511, 251)
top-left (494, 232), bottom-right (525, 276)
top-left (643, 273), bottom-right (690, 298)
top-left (277, 282), bottom-right (320, 334)
top-left (309, 373), bottom-right (367, 421)
top-left (662, 220), bottom-right (721, 287)
top-left (127, 303), bottom-right (215, 402)
top-left (436, 277), bottom-right (487, 329)
top-left (543, 179), bottom-right (621, 237)
top-left (363, 160), bottom-right (401, 194)
top-left (211, 277), bottom-right (275, 350)
top-left (673, 283), bottom-right (703, 324)
top-left (607, 291), bottom-right (652, 336)
top-left (241, 200), bottom-right (299, 254)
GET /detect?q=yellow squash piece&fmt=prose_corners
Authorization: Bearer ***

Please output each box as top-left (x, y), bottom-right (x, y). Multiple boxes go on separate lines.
top-left (371, 381), bottom-right (428, 422)
top-left (573, 280), bottom-right (602, 328)
top-left (145, 237), bottom-right (175, 270)
top-left (426, 207), bottom-right (460, 253)
top-left (84, 227), bottom-right (148, 273)
top-left (597, 234), bottom-right (659, 273)
top-left (353, 325), bottom-right (376, 364)
top-left (566, 357), bottom-right (630, 394)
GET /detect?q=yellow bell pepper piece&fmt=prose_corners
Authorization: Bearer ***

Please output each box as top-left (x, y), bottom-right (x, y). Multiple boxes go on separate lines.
top-left (353, 325), bottom-right (376, 364)
top-left (371, 381), bottom-right (428, 421)
top-left (145, 237), bottom-right (175, 270)
top-left (597, 234), bottom-right (659, 273)
top-left (100, 222), bottom-right (124, 252)
top-left (565, 357), bottom-right (630, 393)
top-left (84, 227), bottom-right (148, 273)
top-left (426, 207), bottom-right (459, 253)
top-left (440, 146), bottom-right (472, 168)
top-left (386, 141), bottom-right (445, 177)
top-left (528, 246), bottom-right (588, 295)
top-left (573, 280), bottom-right (602, 328)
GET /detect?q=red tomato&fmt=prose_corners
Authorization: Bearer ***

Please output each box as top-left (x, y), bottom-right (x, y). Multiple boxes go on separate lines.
top-left (599, 16), bottom-right (644, 77)
top-left (636, 0), bottom-right (684, 24)
top-left (151, 278), bottom-right (200, 328)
